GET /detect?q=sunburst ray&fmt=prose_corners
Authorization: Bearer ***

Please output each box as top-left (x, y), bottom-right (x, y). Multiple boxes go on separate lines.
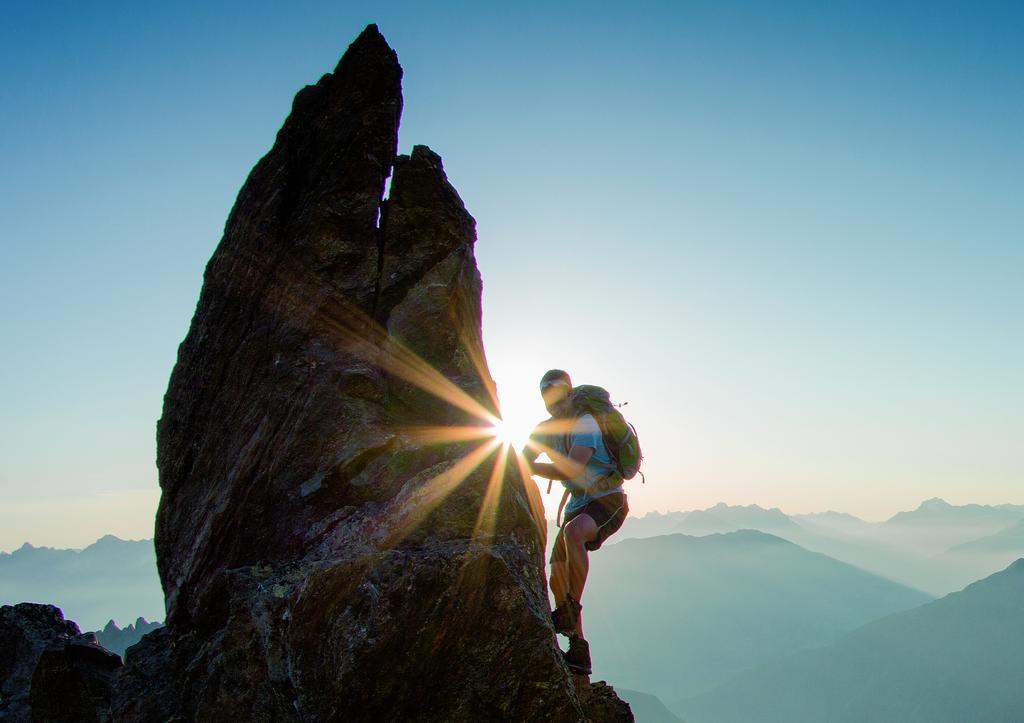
top-left (381, 437), bottom-right (503, 549)
top-left (471, 443), bottom-right (511, 542)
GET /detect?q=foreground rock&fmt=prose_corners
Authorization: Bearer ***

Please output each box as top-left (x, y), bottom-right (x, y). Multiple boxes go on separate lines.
top-left (0, 603), bottom-right (121, 722)
top-left (31, 634), bottom-right (122, 722)
top-left (1, 604), bottom-right (78, 721)
top-left (113, 24), bottom-right (630, 722)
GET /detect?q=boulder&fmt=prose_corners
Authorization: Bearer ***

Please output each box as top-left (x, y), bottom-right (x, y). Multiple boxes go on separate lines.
top-left (0, 604), bottom-right (123, 723)
top-left (1, 603), bottom-right (80, 722)
top-left (30, 633), bottom-right (122, 722)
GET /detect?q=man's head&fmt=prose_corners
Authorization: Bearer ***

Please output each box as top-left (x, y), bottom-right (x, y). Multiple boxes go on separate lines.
top-left (540, 369), bottom-right (573, 417)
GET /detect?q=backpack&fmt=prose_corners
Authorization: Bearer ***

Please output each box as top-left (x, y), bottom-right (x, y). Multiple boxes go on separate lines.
top-left (567, 385), bottom-right (644, 482)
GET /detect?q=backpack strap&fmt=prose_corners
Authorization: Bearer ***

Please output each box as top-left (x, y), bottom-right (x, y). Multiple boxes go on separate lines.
top-left (556, 488), bottom-right (570, 528)
top-left (563, 413), bottom-right (578, 458)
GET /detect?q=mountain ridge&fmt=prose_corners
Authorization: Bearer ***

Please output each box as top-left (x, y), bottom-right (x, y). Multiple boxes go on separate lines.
top-left (949, 519), bottom-right (1024, 553)
top-left (673, 557), bottom-right (1024, 722)
top-left (0, 536), bottom-right (163, 631)
top-left (581, 528), bottom-right (932, 702)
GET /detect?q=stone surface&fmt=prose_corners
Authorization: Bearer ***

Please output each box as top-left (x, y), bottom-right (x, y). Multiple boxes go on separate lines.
top-left (0, 603), bottom-right (81, 722)
top-left (0, 604), bottom-right (125, 723)
top-left (577, 679), bottom-right (637, 722)
top-left (30, 633), bottom-right (123, 722)
top-left (110, 628), bottom-right (179, 722)
top-left (115, 23), bottom-right (631, 723)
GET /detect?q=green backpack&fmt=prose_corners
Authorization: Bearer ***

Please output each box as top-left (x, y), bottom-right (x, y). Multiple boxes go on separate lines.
top-left (568, 385), bottom-right (644, 482)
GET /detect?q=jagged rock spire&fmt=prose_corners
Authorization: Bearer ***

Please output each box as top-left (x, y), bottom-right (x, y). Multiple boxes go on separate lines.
top-left (123, 24), bottom-right (631, 722)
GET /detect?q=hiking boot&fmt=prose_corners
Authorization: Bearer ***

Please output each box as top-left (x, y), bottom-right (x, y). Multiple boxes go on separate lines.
top-left (562, 635), bottom-right (592, 675)
top-left (551, 597), bottom-right (582, 636)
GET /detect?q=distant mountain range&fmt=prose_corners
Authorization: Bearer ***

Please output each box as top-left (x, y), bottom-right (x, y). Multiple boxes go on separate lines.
top-left (613, 499), bottom-right (1024, 596)
top-left (93, 617), bottom-right (164, 657)
top-left (950, 519), bottom-right (1024, 553)
top-left (672, 558), bottom-right (1024, 722)
top-left (620, 498), bottom-right (1024, 540)
top-left (885, 497), bottom-right (1024, 529)
top-left (580, 529), bottom-right (931, 702)
top-left (679, 503), bottom-right (803, 537)
top-left (0, 535), bottom-right (163, 630)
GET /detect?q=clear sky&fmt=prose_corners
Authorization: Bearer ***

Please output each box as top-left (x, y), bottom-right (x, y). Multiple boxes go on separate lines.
top-left (1, 1), bottom-right (1021, 551)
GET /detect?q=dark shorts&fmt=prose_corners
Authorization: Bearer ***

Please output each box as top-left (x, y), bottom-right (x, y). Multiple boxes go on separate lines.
top-left (550, 492), bottom-right (628, 563)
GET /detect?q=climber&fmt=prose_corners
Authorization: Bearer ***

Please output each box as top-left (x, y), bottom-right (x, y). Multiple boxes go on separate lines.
top-left (523, 369), bottom-right (629, 676)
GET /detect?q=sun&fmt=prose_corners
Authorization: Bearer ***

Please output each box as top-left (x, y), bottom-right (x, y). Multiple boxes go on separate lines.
top-left (490, 414), bottom-right (534, 451)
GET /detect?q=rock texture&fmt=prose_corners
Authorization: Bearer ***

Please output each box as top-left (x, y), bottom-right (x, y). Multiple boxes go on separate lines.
top-left (30, 634), bottom-right (122, 722)
top-left (1, 604), bottom-right (79, 721)
top-left (0, 603), bottom-right (121, 723)
top-left (118, 24), bottom-right (630, 722)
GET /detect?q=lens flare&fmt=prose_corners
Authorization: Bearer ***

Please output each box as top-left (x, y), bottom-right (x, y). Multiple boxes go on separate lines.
top-left (490, 419), bottom-right (516, 447)
top-left (229, 252), bottom-right (547, 546)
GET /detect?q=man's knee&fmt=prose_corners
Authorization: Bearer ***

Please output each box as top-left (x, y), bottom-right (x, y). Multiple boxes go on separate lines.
top-left (564, 514), bottom-right (598, 548)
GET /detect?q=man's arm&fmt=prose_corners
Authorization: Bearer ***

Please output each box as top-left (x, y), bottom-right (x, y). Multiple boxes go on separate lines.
top-left (530, 445), bottom-right (594, 482)
top-left (519, 421), bottom-right (550, 466)
top-left (519, 444), bottom-right (542, 465)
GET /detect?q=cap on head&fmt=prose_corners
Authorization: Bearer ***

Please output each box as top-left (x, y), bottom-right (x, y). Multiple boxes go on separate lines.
top-left (539, 369), bottom-right (572, 390)
top-left (539, 369), bottom-right (572, 409)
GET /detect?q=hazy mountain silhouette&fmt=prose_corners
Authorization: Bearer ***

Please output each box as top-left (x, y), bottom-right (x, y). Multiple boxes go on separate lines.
top-left (609, 501), bottom-right (1024, 596)
top-left (578, 530), bottom-right (931, 702)
top-left (935, 520), bottom-right (1024, 598)
top-left (614, 503), bottom-right (927, 593)
top-left (93, 617), bottom-right (163, 657)
top-left (616, 511), bottom-right (691, 539)
top-left (949, 519), bottom-right (1024, 553)
top-left (790, 510), bottom-right (874, 536)
top-left (884, 497), bottom-right (1024, 527)
top-left (678, 503), bottom-right (803, 536)
top-left (673, 558), bottom-right (1024, 722)
top-left (616, 688), bottom-right (684, 723)
top-left (617, 503), bottom-right (801, 539)
top-left (671, 510), bottom-right (734, 536)
top-left (880, 498), bottom-right (1024, 550)
top-left (0, 536), bottom-right (163, 630)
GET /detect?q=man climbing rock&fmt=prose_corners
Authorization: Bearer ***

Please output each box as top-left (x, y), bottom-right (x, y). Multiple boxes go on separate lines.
top-left (524, 369), bottom-right (630, 676)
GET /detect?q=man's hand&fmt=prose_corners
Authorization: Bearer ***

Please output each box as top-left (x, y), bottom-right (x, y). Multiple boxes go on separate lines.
top-left (530, 445), bottom-right (595, 483)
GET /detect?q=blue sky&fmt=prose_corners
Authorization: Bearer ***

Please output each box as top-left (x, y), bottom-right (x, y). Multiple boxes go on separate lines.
top-left (1, 1), bottom-right (1021, 549)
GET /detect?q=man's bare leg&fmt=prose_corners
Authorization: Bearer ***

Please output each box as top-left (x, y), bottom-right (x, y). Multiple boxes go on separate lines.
top-left (550, 538), bottom-right (569, 605)
top-left (562, 513), bottom-right (598, 638)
